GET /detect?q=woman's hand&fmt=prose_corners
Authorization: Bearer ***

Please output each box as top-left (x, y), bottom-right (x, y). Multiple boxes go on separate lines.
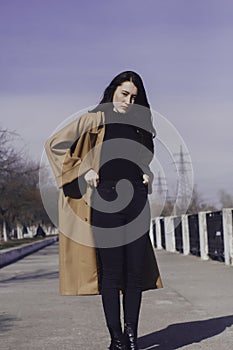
top-left (84, 169), bottom-right (99, 187)
top-left (142, 174), bottom-right (150, 185)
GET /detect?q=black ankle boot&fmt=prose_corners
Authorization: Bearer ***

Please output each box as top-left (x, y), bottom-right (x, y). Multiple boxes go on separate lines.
top-left (124, 323), bottom-right (138, 350)
top-left (108, 328), bottom-right (126, 350)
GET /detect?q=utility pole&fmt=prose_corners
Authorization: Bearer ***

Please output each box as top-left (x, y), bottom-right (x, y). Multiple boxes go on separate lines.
top-left (173, 145), bottom-right (192, 215)
top-left (151, 171), bottom-right (168, 217)
top-left (156, 171), bottom-right (167, 198)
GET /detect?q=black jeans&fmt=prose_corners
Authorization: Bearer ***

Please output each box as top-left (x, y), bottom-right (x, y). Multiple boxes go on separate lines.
top-left (91, 180), bottom-right (150, 331)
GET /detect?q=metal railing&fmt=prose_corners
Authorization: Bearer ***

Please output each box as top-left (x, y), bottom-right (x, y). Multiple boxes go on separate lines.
top-left (150, 208), bottom-right (233, 266)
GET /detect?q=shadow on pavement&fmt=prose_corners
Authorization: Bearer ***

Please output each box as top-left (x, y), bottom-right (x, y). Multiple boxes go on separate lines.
top-left (0, 314), bottom-right (20, 332)
top-left (138, 315), bottom-right (233, 349)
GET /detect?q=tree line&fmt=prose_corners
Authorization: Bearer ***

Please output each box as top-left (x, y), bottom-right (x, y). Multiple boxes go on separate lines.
top-left (0, 127), bottom-right (52, 237)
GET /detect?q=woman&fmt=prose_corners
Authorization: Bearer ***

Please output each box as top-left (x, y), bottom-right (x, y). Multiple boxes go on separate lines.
top-left (45, 71), bottom-right (162, 350)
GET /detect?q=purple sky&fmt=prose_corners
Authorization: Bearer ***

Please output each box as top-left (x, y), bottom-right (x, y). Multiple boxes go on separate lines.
top-left (1, 0), bottom-right (233, 206)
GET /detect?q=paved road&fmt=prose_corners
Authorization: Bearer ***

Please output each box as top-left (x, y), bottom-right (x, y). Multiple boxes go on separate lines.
top-left (0, 242), bottom-right (233, 350)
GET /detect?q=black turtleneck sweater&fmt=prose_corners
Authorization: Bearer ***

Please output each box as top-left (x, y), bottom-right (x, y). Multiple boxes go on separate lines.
top-left (99, 110), bottom-right (143, 181)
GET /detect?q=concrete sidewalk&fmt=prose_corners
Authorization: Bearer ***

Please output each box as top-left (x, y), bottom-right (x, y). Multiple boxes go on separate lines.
top-left (0, 242), bottom-right (233, 350)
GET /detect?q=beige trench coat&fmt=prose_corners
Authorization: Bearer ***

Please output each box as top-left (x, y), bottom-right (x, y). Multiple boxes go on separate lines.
top-left (45, 111), bottom-right (163, 295)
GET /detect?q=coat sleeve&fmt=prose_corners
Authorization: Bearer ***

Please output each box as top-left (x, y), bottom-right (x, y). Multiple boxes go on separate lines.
top-left (44, 115), bottom-right (92, 189)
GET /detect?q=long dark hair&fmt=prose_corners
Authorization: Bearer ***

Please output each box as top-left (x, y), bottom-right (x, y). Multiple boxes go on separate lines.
top-left (91, 71), bottom-right (156, 136)
top-left (99, 71), bottom-right (150, 108)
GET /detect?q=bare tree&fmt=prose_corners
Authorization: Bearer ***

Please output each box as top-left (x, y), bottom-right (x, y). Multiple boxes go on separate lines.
top-left (0, 127), bottom-right (52, 238)
top-left (187, 185), bottom-right (217, 214)
top-left (218, 189), bottom-right (233, 208)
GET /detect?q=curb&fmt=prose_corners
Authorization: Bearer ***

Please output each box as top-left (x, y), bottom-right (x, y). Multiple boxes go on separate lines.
top-left (0, 236), bottom-right (59, 268)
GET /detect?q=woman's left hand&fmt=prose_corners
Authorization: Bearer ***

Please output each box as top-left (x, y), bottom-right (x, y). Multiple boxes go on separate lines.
top-left (142, 174), bottom-right (150, 185)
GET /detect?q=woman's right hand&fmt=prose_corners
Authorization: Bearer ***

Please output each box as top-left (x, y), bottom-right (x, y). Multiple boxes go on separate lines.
top-left (84, 169), bottom-right (99, 187)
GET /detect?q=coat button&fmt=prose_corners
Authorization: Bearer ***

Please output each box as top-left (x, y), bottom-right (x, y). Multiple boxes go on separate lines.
top-left (136, 129), bottom-right (140, 133)
top-left (84, 218), bottom-right (88, 221)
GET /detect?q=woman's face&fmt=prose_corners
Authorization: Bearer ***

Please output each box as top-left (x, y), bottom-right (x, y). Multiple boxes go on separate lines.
top-left (112, 81), bottom-right (137, 114)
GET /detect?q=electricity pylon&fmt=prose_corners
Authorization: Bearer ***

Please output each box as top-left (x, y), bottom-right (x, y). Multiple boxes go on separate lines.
top-left (173, 145), bottom-right (192, 214)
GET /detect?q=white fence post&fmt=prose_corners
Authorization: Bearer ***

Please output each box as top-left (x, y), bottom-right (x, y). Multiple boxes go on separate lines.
top-left (164, 217), bottom-right (176, 252)
top-left (198, 212), bottom-right (209, 260)
top-left (181, 214), bottom-right (190, 255)
top-left (222, 208), bottom-right (233, 266)
top-left (155, 217), bottom-right (162, 249)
